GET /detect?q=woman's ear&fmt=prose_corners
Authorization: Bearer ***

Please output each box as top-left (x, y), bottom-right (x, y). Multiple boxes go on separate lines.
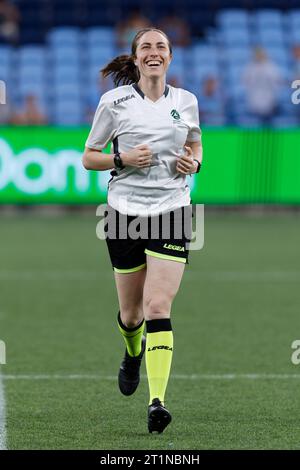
top-left (132, 55), bottom-right (137, 67)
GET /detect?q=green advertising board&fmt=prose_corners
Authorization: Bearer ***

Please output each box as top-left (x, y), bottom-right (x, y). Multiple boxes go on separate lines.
top-left (0, 126), bottom-right (299, 204)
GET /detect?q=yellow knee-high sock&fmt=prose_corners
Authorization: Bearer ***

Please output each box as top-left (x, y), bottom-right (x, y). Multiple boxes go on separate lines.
top-left (117, 311), bottom-right (145, 357)
top-left (145, 319), bottom-right (173, 405)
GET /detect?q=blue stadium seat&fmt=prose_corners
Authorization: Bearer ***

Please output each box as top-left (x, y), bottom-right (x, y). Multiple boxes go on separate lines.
top-left (167, 63), bottom-right (185, 85)
top-left (0, 46), bottom-right (12, 65)
top-left (193, 63), bottom-right (219, 82)
top-left (256, 28), bottom-right (285, 47)
top-left (47, 27), bottom-right (82, 47)
top-left (50, 46), bottom-right (81, 67)
top-left (85, 27), bottom-right (116, 47)
top-left (261, 46), bottom-right (289, 66)
top-left (191, 45), bottom-right (218, 66)
top-left (19, 64), bottom-right (45, 82)
top-left (224, 46), bottom-right (252, 65)
top-left (287, 10), bottom-right (300, 28)
top-left (171, 47), bottom-right (186, 66)
top-left (53, 65), bottom-right (81, 84)
top-left (230, 95), bottom-right (247, 120)
top-left (289, 28), bottom-right (300, 45)
top-left (228, 84), bottom-right (246, 102)
top-left (18, 81), bottom-right (46, 101)
top-left (216, 9), bottom-right (249, 29)
top-left (168, 61), bottom-right (184, 75)
top-left (52, 82), bottom-right (81, 100)
top-left (0, 63), bottom-right (10, 81)
top-left (18, 46), bottom-right (47, 66)
top-left (86, 45), bottom-right (116, 67)
top-left (254, 9), bottom-right (283, 29)
top-left (53, 99), bottom-right (83, 126)
top-left (222, 28), bottom-right (251, 47)
top-left (224, 64), bottom-right (245, 88)
top-left (86, 61), bottom-right (102, 76)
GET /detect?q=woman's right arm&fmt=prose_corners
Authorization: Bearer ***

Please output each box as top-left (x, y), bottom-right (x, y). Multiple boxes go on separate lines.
top-left (82, 145), bottom-right (153, 171)
top-left (82, 147), bottom-right (117, 171)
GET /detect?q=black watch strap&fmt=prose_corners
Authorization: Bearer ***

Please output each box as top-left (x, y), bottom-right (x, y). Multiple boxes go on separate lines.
top-left (114, 152), bottom-right (124, 170)
top-left (193, 159), bottom-right (201, 173)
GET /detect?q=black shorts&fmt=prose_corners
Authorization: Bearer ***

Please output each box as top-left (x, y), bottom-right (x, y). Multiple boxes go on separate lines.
top-left (104, 204), bottom-right (193, 273)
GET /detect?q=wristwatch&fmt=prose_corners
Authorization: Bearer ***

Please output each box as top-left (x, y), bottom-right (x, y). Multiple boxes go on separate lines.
top-left (114, 152), bottom-right (125, 170)
top-left (193, 159), bottom-right (201, 174)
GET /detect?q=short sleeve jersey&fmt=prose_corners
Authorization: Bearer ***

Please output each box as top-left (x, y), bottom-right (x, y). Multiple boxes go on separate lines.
top-left (86, 83), bottom-right (201, 217)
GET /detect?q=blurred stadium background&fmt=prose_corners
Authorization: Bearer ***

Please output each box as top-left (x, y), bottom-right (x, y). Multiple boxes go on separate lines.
top-left (1, 0), bottom-right (300, 451)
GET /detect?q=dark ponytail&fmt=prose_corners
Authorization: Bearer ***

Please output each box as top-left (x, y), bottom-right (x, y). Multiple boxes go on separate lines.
top-left (101, 28), bottom-right (172, 87)
top-left (101, 54), bottom-right (139, 87)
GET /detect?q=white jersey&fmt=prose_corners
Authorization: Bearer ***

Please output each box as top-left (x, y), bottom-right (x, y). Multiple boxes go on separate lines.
top-left (85, 83), bottom-right (201, 216)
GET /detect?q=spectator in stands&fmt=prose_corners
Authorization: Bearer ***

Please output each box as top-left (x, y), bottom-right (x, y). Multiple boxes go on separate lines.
top-left (0, 0), bottom-right (20, 44)
top-left (242, 47), bottom-right (282, 126)
top-left (11, 94), bottom-right (47, 125)
top-left (116, 9), bottom-right (151, 49)
top-left (158, 12), bottom-right (191, 46)
top-left (292, 45), bottom-right (300, 79)
top-left (197, 76), bottom-right (225, 126)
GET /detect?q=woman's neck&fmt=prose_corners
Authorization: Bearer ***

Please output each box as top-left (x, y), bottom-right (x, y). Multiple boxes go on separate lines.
top-left (137, 77), bottom-right (166, 102)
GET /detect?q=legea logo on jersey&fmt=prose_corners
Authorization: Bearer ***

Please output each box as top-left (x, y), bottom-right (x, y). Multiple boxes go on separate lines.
top-left (171, 109), bottom-right (180, 120)
top-left (114, 94), bottom-right (135, 106)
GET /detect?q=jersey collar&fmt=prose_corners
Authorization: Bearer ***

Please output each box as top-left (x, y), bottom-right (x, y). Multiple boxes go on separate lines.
top-left (132, 83), bottom-right (169, 100)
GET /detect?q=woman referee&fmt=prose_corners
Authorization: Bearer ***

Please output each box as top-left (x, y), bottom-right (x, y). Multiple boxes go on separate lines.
top-left (82, 28), bottom-right (202, 434)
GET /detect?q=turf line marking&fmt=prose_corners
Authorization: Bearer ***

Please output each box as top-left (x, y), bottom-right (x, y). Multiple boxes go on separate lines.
top-left (2, 373), bottom-right (300, 381)
top-left (0, 373), bottom-right (7, 450)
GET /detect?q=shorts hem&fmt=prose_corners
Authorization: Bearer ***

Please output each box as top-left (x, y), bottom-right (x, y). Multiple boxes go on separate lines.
top-left (113, 263), bottom-right (146, 274)
top-left (145, 249), bottom-right (186, 264)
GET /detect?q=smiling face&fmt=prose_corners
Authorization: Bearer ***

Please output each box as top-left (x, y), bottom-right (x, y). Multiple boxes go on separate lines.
top-left (133, 30), bottom-right (172, 80)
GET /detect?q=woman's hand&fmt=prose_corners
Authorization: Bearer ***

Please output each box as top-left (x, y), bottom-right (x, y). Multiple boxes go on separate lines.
top-left (176, 146), bottom-right (198, 175)
top-left (121, 144), bottom-right (153, 168)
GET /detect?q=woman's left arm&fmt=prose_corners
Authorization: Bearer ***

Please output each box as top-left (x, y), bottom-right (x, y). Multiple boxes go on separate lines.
top-left (176, 140), bottom-right (203, 175)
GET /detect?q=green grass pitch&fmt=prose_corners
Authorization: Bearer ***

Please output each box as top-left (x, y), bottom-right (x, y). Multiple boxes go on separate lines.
top-left (0, 210), bottom-right (300, 449)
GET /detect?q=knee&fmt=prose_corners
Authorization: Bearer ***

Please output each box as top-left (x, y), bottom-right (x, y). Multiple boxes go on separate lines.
top-left (120, 306), bottom-right (143, 329)
top-left (143, 296), bottom-right (171, 320)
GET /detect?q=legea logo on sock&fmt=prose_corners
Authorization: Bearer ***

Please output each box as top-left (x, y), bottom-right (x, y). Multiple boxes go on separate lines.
top-left (0, 340), bottom-right (6, 365)
top-left (148, 345), bottom-right (173, 352)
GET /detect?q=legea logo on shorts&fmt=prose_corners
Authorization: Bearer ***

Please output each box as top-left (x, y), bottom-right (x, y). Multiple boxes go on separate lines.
top-left (0, 138), bottom-right (110, 195)
top-left (0, 340), bottom-right (6, 365)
